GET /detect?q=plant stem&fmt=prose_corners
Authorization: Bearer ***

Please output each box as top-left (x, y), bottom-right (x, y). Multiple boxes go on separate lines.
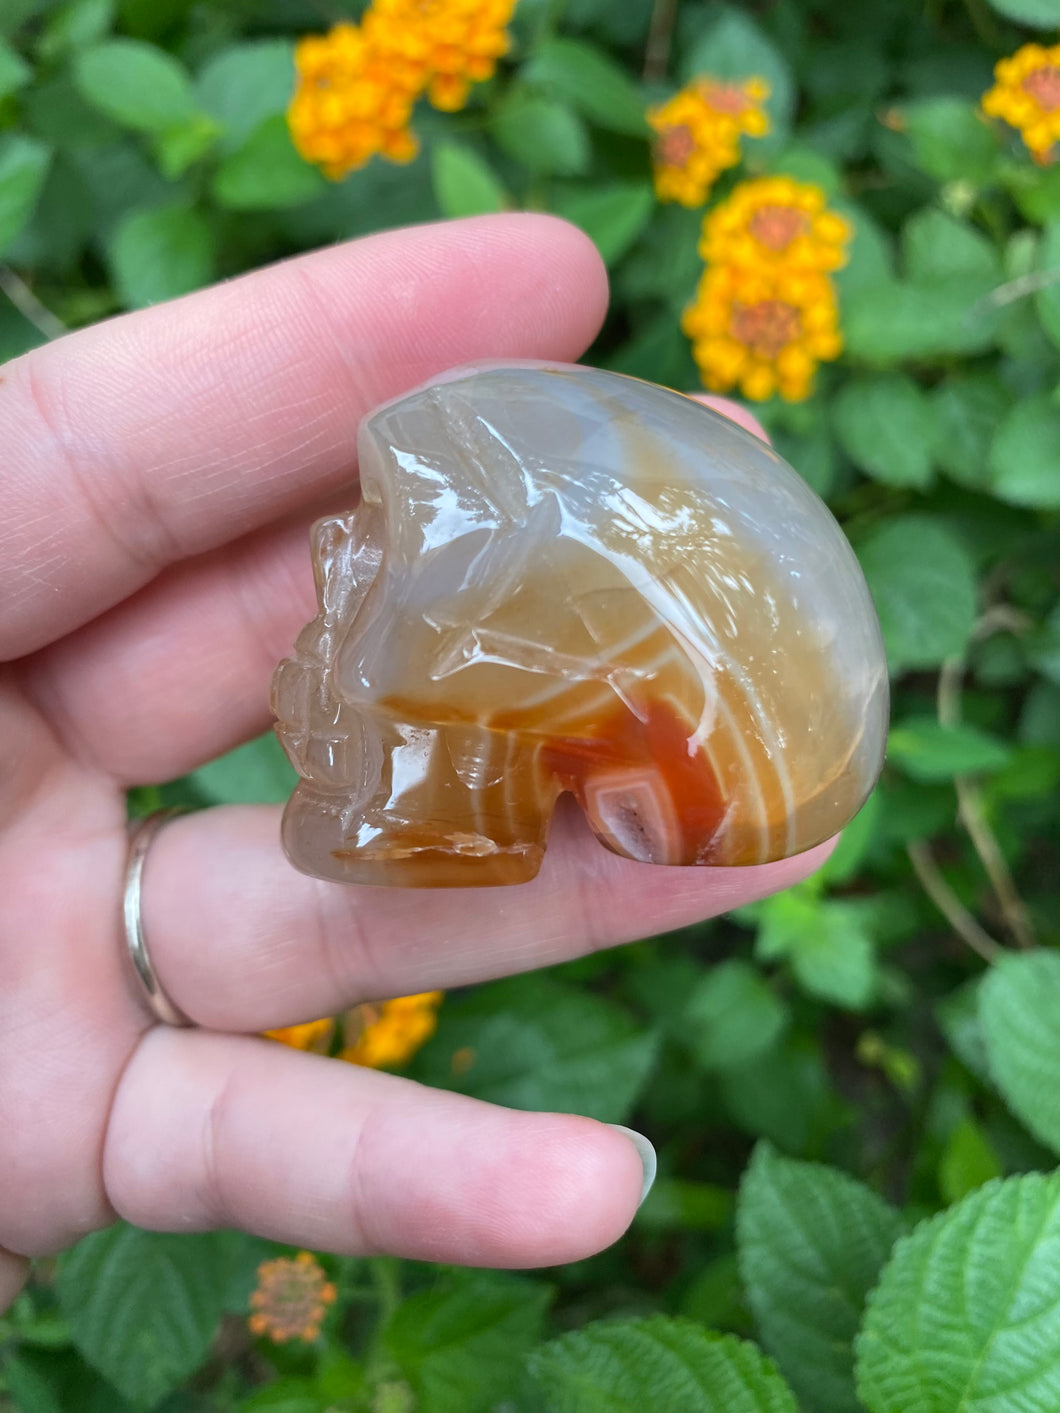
top-left (906, 841), bottom-right (1002, 964)
top-left (0, 267), bottom-right (66, 341)
top-left (643, 0), bottom-right (679, 83)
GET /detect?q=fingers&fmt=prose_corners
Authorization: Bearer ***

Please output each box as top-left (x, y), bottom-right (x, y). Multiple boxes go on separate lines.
top-left (0, 1247), bottom-right (29, 1314)
top-left (1, 215), bottom-right (608, 661)
top-left (22, 398), bottom-right (771, 786)
top-left (140, 802), bottom-right (833, 1031)
top-left (104, 1028), bottom-right (645, 1268)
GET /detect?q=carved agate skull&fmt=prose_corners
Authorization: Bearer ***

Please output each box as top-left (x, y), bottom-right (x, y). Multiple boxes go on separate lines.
top-left (272, 363), bottom-right (888, 886)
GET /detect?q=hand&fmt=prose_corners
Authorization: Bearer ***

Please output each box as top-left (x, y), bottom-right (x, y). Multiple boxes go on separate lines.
top-left (0, 215), bottom-right (830, 1310)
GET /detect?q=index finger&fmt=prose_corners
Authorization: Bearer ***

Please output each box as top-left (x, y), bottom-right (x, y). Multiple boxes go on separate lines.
top-left (0, 214), bottom-right (608, 660)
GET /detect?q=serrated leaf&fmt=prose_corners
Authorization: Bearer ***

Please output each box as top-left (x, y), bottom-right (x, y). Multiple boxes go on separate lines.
top-left (981, 950), bottom-right (1060, 1157)
top-left (530, 1315), bottom-right (798, 1413)
top-left (553, 182), bottom-right (654, 264)
top-left (832, 373), bottom-right (935, 489)
top-left (107, 202), bottom-right (216, 307)
top-left (902, 97), bottom-right (997, 185)
top-left (856, 1172), bottom-right (1060, 1412)
top-left (57, 1224), bottom-right (228, 1406)
top-left (195, 40), bottom-right (296, 155)
top-left (413, 974), bottom-right (657, 1123)
top-left (212, 114), bottom-right (326, 210)
top-left (74, 39), bottom-right (197, 133)
top-left (902, 208), bottom-right (1001, 285)
top-left (984, 0), bottom-right (1060, 23)
top-left (719, 1035), bottom-right (841, 1154)
top-left (679, 959), bottom-right (788, 1071)
top-left (0, 134), bottom-right (51, 257)
top-left (523, 37), bottom-right (646, 136)
top-left (989, 393), bottom-right (1060, 511)
top-left (738, 1144), bottom-right (902, 1413)
top-left (844, 275), bottom-right (1000, 363)
top-left (857, 516), bottom-right (978, 672)
top-left (888, 718), bottom-right (1013, 782)
top-left (431, 140), bottom-right (506, 218)
top-left (936, 977), bottom-right (992, 1081)
top-left (493, 94), bottom-right (590, 176)
top-left (385, 1271), bottom-right (550, 1413)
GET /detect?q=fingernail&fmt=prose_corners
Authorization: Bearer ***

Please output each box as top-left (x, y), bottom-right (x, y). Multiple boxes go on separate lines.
top-left (606, 1124), bottom-right (657, 1207)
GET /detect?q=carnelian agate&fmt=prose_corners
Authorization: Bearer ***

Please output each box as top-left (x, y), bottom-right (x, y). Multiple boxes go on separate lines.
top-left (272, 363), bottom-right (888, 887)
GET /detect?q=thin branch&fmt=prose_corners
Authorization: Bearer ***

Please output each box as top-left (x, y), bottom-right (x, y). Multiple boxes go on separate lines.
top-left (906, 841), bottom-right (1001, 964)
top-left (979, 266), bottom-right (1060, 310)
top-left (0, 267), bottom-right (66, 341)
top-left (937, 614), bottom-right (1038, 951)
top-left (643, 0), bottom-right (679, 83)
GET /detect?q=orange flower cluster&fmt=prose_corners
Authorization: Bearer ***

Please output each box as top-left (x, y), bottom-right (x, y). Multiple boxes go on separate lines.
top-left (248, 1252), bottom-right (336, 1343)
top-left (266, 992), bottom-right (443, 1070)
top-left (288, 0), bottom-right (516, 178)
top-left (648, 77), bottom-right (770, 207)
top-left (983, 42), bottom-right (1060, 165)
top-left (683, 177), bottom-right (850, 403)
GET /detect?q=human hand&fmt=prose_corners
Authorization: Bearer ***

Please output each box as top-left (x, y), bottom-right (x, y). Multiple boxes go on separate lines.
top-left (0, 215), bottom-right (831, 1311)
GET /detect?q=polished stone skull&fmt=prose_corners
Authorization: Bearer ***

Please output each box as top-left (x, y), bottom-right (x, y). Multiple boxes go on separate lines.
top-left (272, 363), bottom-right (887, 886)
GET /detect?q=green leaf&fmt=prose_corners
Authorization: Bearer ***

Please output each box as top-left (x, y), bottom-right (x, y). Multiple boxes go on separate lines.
top-left (901, 97), bottom-right (997, 185)
top-left (0, 134), bottom-right (51, 258)
top-left (856, 1172), bottom-right (1060, 1412)
top-left (758, 892), bottom-right (877, 1010)
top-left (981, 950), bottom-right (1060, 1157)
top-left (431, 141), bottom-right (506, 219)
top-left (738, 1144), bottom-right (902, 1413)
top-left (989, 393), bottom-right (1060, 510)
top-left (938, 1114), bottom-right (1002, 1204)
top-left (74, 39), bottom-right (197, 133)
top-left (107, 203), bottom-right (216, 308)
top-left (0, 37), bottom-right (31, 99)
top-left (152, 113), bottom-right (221, 180)
top-left (719, 1035), bottom-right (842, 1154)
top-left (937, 977), bottom-right (992, 1081)
top-left (832, 373), bottom-right (936, 489)
top-left (983, 0), bottom-right (1060, 24)
top-left (523, 37), bottom-right (646, 136)
top-left (212, 113), bottom-right (326, 210)
top-left (681, 6), bottom-right (795, 155)
top-left (637, 1177), bottom-right (733, 1232)
top-left (189, 732), bottom-right (297, 805)
top-left (3, 1356), bottom-right (64, 1413)
top-left (678, 959), bottom-right (788, 1072)
top-left (931, 372), bottom-right (1014, 491)
top-left (413, 975), bottom-right (658, 1123)
top-left (888, 718), bottom-right (1013, 782)
top-left (1036, 222), bottom-right (1060, 350)
top-left (493, 94), bottom-right (591, 176)
top-left (843, 275), bottom-right (1000, 363)
top-left (901, 208), bottom-right (1001, 285)
top-left (195, 40), bottom-right (296, 155)
top-left (857, 516), bottom-right (978, 672)
top-left (57, 1224), bottom-right (228, 1406)
top-left (37, 0), bottom-right (113, 62)
top-left (529, 1316), bottom-right (798, 1413)
top-left (385, 1271), bottom-right (550, 1413)
top-left (553, 182), bottom-right (654, 265)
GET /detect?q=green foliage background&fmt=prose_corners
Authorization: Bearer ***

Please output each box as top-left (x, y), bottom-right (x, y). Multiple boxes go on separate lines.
top-left (3, 0), bottom-right (1060, 1408)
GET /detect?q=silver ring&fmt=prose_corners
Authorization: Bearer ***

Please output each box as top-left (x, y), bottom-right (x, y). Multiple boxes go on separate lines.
top-left (123, 810), bottom-right (192, 1027)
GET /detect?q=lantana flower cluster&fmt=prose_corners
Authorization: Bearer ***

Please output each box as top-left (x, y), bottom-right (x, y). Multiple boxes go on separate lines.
top-left (288, 0), bottom-right (516, 178)
top-left (982, 41), bottom-right (1060, 165)
top-left (248, 1252), bottom-right (337, 1344)
top-left (648, 76), bottom-right (770, 208)
top-left (266, 991), bottom-right (444, 1070)
top-left (683, 176), bottom-right (851, 403)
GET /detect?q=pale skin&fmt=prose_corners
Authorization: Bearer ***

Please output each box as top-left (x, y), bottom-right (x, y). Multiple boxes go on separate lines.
top-left (0, 214), bottom-right (832, 1310)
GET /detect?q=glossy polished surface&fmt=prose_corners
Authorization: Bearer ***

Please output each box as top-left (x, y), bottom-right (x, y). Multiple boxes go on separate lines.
top-left (272, 363), bottom-right (888, 886)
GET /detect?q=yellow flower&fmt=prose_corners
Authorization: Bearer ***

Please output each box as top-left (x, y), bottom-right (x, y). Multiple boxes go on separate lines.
top-left (340, 991), bottom-right (444, 1069)
top-left (648, 77), bottom-right (770, 207)
top-left (700, 175), bottom-right (852, 272)
top-left (682, 263), bottom-right (842, 403)
top-left (287, 21), bottom-right (420, 180)
top-left (264, 1017), bottom-right (335, 1053)
top-left (248, 1252), bottom-right (337, 1343)
top-left (983, 42), bottom-right (1060, 164)
top-left (365, 0), bottom-right (517, 113)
